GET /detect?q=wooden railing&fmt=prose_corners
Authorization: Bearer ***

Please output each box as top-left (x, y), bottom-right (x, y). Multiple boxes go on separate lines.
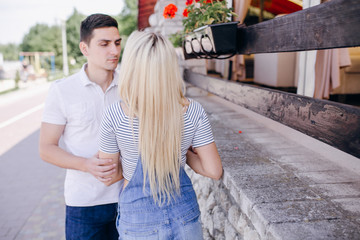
top-left (184, 0), bottom-right (360, 158)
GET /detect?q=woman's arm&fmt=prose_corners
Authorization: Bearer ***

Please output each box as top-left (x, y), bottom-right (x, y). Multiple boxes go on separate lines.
top-left (186, 142), bottom-right (222, 180)
top-left (99, 151), bottom-right (124, 186)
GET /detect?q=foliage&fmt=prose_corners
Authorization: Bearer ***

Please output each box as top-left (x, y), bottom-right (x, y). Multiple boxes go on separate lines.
top-left (182, 0), bottom-right (237, 33)
top-left (14, 70), bottom-right (20, 88)
top-left (116, 0), bottom-right (138, 36)
top-left (0, 43), bottom-right (19, 61)
top-left (114, 0), bottom-right (138, 61)
top-left (19, 0), bottom-right (138, 71)
top-left (163, 0), bottom-right (237, 33)
top-left (168, 32), bottom-right (183, 48)
top-left (66, 9), bottom-right (87, 69)
top-left (21, 24), bottom-right (63, 70)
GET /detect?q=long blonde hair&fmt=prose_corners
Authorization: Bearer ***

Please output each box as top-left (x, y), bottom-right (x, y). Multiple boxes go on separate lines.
top-left (118, 31), bottom-right (186, 204)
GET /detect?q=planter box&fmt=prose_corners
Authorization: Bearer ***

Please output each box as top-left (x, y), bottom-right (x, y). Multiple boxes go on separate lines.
top-left (183, 22), bottom-right (238, 59)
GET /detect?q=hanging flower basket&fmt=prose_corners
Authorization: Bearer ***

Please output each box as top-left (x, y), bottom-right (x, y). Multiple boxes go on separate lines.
top-left (183, 21), bottom-right (238, 59)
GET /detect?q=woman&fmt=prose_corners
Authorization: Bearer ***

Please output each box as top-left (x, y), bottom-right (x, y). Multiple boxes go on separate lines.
top-left (99, 30), bottom-right (222, 240)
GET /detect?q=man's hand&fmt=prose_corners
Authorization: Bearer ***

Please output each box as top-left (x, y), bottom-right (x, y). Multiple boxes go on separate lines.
top-left (98, 151), bottom-right (123, 186)
top-left (84, 154), bottom-right (117, 183)
top-left (103, 163), bottom-right (123, 187)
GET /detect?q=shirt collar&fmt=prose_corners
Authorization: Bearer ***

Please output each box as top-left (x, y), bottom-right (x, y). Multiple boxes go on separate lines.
top-left (80, 63), bottom-right (119, 89)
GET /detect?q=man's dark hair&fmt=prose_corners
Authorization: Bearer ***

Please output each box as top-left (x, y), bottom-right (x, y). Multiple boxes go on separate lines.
top-left (80, 14), bottom-right (118, 45)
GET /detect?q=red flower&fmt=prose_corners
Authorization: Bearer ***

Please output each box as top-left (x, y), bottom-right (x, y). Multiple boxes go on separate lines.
top-left (205, 0), bottom-right (213, 3)
top-left (186, 0), bottom-right (193, 6)
top-left (183, 8), bottom-right (189, 17)
top-left (163, 4), bottom-right (178, 19)
top-left (195, 0), bottom-right (200, 2)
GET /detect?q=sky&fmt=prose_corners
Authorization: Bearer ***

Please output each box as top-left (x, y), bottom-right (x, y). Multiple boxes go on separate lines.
top-left (0, 0), bottom-right (125, 45)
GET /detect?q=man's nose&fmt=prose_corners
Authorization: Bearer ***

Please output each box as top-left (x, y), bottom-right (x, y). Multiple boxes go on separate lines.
top-left (110, 43), bottom-right (120, 55)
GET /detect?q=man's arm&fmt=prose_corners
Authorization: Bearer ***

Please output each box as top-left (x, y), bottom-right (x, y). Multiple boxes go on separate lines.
top-left (99, 151), bottom-right (123, 186)
top-left (39, 122), bottom-right (117, 183)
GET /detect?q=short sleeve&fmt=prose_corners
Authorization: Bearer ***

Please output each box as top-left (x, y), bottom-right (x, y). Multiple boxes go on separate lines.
top-left (99, 107), bottom-right (119, 154)
top-left (42, 83), bottom-right (66, 125)
top-left (192, 106), bottom-right (214, 148)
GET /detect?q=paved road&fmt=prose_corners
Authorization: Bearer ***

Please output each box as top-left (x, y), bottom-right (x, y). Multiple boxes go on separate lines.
top-left (0, 82), bottom-right (66, 240)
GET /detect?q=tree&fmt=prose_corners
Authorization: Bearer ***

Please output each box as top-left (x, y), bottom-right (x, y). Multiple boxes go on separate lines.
top-left (114, 0), bottom-right (138, 60)
top-left (19, 2), bottom-right (138, 71)
top-left (116, 0), bottom-right (138, 37)
top-left (21, 24), bottom-right (62, 70)
top-left (0, 43), bottom-right (19, 61)
top-left (66, 9), bottom-right (86, 69)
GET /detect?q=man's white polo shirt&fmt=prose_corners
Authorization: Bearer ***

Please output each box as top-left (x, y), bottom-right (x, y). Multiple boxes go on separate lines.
top-left (42, 64), bottom-right (121, 207)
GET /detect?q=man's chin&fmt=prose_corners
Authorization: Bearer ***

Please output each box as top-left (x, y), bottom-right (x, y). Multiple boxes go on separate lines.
top-left (105, 64), bottom-right (118, 71)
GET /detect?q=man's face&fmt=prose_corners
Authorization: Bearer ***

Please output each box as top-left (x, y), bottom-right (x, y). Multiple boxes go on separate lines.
top-left (81, 27), bottom-right (121, 71)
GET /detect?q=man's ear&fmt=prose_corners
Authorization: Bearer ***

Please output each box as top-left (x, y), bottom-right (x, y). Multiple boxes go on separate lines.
top-left (79, 42), bottom-right (89, 56)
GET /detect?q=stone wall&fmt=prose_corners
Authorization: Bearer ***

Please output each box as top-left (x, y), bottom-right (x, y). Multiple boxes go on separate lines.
top-left (186, 167), bottom-right (261, 240)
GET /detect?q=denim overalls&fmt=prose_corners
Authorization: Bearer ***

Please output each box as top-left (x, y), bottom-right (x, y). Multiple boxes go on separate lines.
top-left (116, 157), bottom-right (203, 240)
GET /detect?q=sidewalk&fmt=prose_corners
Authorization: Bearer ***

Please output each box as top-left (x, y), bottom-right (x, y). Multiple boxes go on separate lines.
top-left (0, 131), bottom-right (66, 240)
top-left (0, 79), bottom-right (65, 240)
top-left (0, 78), bottom-right (48, 94)
top-left (186, 84), bottom-right (360, 239)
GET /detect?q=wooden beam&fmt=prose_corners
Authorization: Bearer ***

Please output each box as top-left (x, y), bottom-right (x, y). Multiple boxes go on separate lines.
top-left (238, 0), bottom-right (360, 54)
top-left (185, 70), bottom-right (360, 158)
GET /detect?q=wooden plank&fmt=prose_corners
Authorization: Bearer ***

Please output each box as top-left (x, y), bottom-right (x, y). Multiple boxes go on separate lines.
top-left (138, 0), bottom-right (157, 29)
top-left (237, 0), bottom-right (360, 54)
top-left (185, 70), bottom-right (360, 158)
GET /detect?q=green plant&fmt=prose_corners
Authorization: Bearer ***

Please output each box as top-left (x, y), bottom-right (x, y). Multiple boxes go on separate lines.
top-left (14, 70), bottom-right (20, 88)
top-left (168, 32), bottom-right (184, 48)
top-left (163, 0), bottom-right (237, 34)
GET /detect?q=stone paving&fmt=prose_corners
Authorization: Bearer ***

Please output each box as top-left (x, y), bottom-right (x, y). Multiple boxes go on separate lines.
top-left (0, 130), bottom-right (65, 240)
top-left (186, 84), bottom-right (360, 239)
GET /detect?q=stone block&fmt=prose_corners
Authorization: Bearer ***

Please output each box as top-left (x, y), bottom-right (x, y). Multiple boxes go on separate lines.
top-left (212, 206), bottom-right (226, 232)
top-left (332, 198), bottom-right (360, 215)
top-left (230, 172), bottom-right (305, 190)
top-left (241, 186), bottom-right (320, 204)
top-left (206, 192), bottom-right (217, 211)
top-left (296, 170), bottom-right (360, 184)
top-left (228, 206), bottom-right (240, 228)
top-left (268, 219), bottom-right (360, 240)
top-left (282, 158), bottom-right (339, 172)
top-left (272, 154), bottom-right (311, 163)
top-left (254, 200), bottom-right (344, 224)
top-left (244, 226), bottom-right (261, 240)
top-left (225, 161), bottom-right (286, 177)
top-left (224, 220), bottom-right (238, 240)
top-left (237, 214), bottom-right (248, 235)
top-left (218, 188), bottom-right (231, 211)
top-left (310, 183), bottom-right (360, 198)
top-left (266, 146), bottom-right (315, 157)
top-left (201, 211), bottom-right (214, 236)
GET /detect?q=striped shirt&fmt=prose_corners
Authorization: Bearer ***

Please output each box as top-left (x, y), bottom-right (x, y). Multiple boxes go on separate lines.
top-left (99, 98), bottom-right (214, 181)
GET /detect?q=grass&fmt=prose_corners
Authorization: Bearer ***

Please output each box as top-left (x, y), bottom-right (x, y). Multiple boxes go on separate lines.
top-left (0, 86), bottom-right (19, 95)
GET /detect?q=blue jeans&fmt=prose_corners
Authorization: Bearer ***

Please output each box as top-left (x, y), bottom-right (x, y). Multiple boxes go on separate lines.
top-left (116, 157), bottom-right (203, 240)
top-left (66, 203), bottom-right (119, 240)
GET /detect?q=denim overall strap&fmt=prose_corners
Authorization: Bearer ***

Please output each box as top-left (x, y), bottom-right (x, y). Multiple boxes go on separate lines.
top-left (117, 156), bottom-right (203, 240)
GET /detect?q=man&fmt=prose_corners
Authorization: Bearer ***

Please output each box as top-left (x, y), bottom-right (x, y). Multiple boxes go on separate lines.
top-left (39, 14), bottom-right (123, 239)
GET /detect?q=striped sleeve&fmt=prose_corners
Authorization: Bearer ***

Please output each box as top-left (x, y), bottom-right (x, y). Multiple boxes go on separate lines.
top-left (99, 106), bottom-right (119, 154)
top-left (192, 105), bottom-right (214, 148)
